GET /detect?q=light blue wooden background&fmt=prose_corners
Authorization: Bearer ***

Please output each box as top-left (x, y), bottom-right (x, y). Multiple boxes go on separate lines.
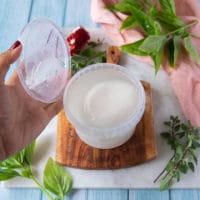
top-left (0, 0), bottom-right (200, 199)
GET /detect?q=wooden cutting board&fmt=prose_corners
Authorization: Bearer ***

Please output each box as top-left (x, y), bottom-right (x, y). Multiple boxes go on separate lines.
top-left (56, 81), bottom-right (157, 169)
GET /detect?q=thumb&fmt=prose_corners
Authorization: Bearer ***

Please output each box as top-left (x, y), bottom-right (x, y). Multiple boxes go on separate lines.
top-left (0, 41), bottom-right (22, 83)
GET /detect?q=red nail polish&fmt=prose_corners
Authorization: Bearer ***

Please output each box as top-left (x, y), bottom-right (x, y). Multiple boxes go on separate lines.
top-left (11, 40), bottom-right (21, 49)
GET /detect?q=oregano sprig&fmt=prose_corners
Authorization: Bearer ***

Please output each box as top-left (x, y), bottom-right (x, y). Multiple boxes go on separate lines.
top-left (108, 0), bottom-right (200, 73)
top-left (0, 141), bottom-right (72, 200)
top-left (154, 116), bottom-right (200, 191)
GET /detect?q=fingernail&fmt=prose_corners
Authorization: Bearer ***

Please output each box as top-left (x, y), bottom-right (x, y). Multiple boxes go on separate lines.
top-left (11, 40), bottom-right (21, 49)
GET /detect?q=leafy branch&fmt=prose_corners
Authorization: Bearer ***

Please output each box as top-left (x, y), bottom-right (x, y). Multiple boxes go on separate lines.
top-left (0, 141), bottom-right (72, 200)
top-left (71, 39), bottom-right (106, 75)
top-left (154, 116), bottom-right (200, 191)
top-left (108, 0), bottom-right (200, 73)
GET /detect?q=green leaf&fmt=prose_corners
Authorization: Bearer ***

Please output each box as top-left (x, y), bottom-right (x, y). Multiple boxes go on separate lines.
top-left (189, 149), bottom-right (198, 164)
top-left (107, 1), bottom-right (135, 14)
top-left (191, 141), bottom-right (200, 149)
top-left (188, 162), bottom-right (195, 172)
top-left (156, 12), bottom-right (185, 33)
top-left (111, 0), bottom-right (144, 13)
top-left (151, 49), bottom-right (163, 74)
top-left (120, 39), bottom-right (149, 56)
top-left (149, 3), bottom-right (158, 17)
top-left (43, 157), bottom-right (73, 198)
top-left (176, 145), bottom-right (183, 159)
top-left (179, 163), bottom-right (188, 174)
top-left (154, 21), bottom-right (162, 35)
top-left (139, 35), bottom-right (166, 53)
top-left (159, 0), bottom-right (176, 16)
top-left (24, 141), bottom-right (36, 165)
top-left (165, 161), bottom-right (174, 171)
top-left (160, 176), bottom-right (171, 191)
top-left (164, 121), bottom-right (171, 126)
top-left (161, 132), bottom-right (171, 139)
top-left (175, 171), bottom-right (180, 182)
top-left (130, 7), bottom-right (156, 35)
top-left (21, 167), bottom-right (33, 178)
top-left (0, 157), bottom-right (23, 169)
top-left (120, 16), bottom-right (138, 30)
top-left (166, 36), bottom-right (180, 68)
top-left (177, 132), bottom-right (185, 138)
top-left (0, 169), bottom-right (20, 181)
top-left (184, 37), bottom-right (200, 65)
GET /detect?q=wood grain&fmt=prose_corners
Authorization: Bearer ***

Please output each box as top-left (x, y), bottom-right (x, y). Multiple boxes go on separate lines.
top-left (56, 81), bottom-right (157, 169)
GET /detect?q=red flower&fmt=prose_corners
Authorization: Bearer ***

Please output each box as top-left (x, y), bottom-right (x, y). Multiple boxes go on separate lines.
top-left (67, 27), bottom-right (90, 56)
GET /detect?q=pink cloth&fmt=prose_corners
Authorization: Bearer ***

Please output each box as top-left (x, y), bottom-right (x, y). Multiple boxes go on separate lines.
top-left (91, 0), bottom-right (200, 126)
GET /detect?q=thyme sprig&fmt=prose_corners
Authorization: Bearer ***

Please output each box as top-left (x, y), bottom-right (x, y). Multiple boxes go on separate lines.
top-left (154, 116), bottom-right (200, 191)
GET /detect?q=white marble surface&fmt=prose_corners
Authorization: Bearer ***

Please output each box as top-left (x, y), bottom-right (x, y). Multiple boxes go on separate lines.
top-left (3, 29), bottom-right (200, 189)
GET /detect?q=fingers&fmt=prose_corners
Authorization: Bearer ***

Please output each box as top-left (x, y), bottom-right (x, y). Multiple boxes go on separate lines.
top-left (45, 99), bottom-right (63, 119)
top-left (0, 41), bottom-right (22, 84)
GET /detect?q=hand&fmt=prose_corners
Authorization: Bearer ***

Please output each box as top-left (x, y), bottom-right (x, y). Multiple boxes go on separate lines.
top-left (0, 41), bottom-right (62, 161)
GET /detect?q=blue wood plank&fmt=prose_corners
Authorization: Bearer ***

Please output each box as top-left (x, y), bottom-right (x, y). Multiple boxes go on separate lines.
top-left (64, 0), bottom-right (98, 28)
top-left (129, 189), bottom-right (170, 200)
top-left (170, 189), bottom-right (200, 200)
top-left (0, 188), bottom-right (10, 199)
top-left (0, 0), bottom-right (32, 51)
top-left (41, 189), bottom-right (87, 200)
top-left (87, 189), bottom-right (128, 200)
top-left (0, 0), bottom-right (33, 80)
top-left (8, 188), bottom-right (41, 200)
top-left (66, 189), bottom-right (88, 200)
top-left (29, 0), bottom-right (66, 26)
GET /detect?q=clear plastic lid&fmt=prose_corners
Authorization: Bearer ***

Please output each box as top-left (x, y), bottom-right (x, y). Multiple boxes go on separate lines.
top-left (17, 18), bottom-right (70, 103)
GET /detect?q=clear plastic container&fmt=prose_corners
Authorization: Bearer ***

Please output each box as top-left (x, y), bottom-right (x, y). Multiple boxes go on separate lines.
top-left (63, 63), bottom-right (146, 149)
top-left (17, 18), bottom-right (70, 103)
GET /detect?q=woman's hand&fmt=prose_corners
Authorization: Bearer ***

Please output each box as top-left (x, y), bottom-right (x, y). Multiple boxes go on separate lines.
top-left (0, 41), bottom-right (62, 161)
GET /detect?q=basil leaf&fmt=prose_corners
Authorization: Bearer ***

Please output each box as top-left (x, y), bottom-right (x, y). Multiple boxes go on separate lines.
top-left (0, 169), bottom-right (20, 181)
top-left (43, 157), bottom-right (73, 198)
top-left (184, 37), bottom-right (200, 65)
top-left (166, 36), bottom-right (180, 68)
top-left (107, 0), bottom-right (143, 14)
top-left (131, 6), bottom-right (156, 35)
top-left (156, 12), bottom-right (185, 32)
top-left (159, 0), bottom-right (176, 16)
top-left (139, 35), bottom-right (166, 53)
top-left (24, 141), bottom-right (36, 165)
top-left (151, 49), bottom-right (163, 74)
top-left (0, 155), bottom-right (23, 169)
top-left (123, 0), bottom-right (143, 9)
top-left (149, 3), bottom-right (158, 17)
top-left (21, 167), bottom-right (33, 178)
top-left (120, 16), bottom-right (138, 30)
top-left (120, 39), bottom-right (149, 56)
top-left (0, 140), bottom-right (36, 169)
top-left (107, 2), bottom-right (134, 14)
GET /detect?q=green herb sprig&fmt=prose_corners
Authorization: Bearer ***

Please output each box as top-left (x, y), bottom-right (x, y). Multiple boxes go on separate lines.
top-left (71, 39), bottom-right (106, 75)
top-left (154, 116), bottom-right (200, 191)
top-left (108, 0), bottom-right (200, 73)
top-left (0, 141), bottom-right (72, 200)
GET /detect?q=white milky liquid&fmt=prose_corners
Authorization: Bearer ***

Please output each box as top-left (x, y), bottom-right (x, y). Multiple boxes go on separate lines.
top-left (66, 68), bottom-right (140, 128)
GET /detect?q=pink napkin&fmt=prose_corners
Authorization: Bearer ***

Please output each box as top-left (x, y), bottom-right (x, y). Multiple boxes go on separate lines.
top-left (91, 0), bottom-right (200, 126)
